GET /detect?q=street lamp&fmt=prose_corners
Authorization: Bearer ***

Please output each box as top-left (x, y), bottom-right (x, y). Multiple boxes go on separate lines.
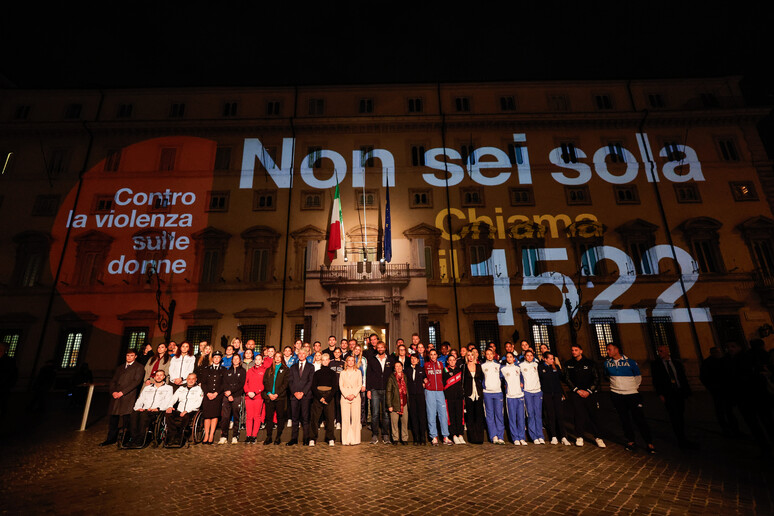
top-left (146, 263), bottom-right (176, 344)
top-left (563, 265), bottom-right (594, 348)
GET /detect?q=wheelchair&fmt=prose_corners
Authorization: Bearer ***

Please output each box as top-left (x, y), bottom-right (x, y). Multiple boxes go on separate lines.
top-left (117, 411), bottom-right (165, 449)
top-left (162, 410), bottom-right (205, 448)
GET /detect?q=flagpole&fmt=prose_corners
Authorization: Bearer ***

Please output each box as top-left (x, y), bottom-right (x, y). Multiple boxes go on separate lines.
top-left (362, 162), bottom-right (368, 262)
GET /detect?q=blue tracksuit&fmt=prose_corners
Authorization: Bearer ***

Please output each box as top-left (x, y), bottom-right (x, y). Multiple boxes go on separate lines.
top-left (481, 360), bottom-right (504, 441)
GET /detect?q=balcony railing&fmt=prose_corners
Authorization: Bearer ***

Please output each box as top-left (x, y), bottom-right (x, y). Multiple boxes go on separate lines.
top-left (753, 270), bottom-right (774, 289)
top-left (317, 263), bottom-right (410, 284)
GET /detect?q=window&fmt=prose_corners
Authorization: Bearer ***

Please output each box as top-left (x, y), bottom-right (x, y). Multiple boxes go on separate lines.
top-left (123, 327), bottom-right (148, 353)
top-left (473, 320), bottom-right (500, 352)
top-left (751, 239), bottom-right (774, 276)
top-left (565, 186), bottom-right (591, 205)
top-left (116, 103), bottom-right (133, 118)
top-left (717, 138), bottom-right (740, 162)
top-left (47, 149), bottom-right (70, 178)
top-left (308, 98), bottom-right (325, 115)
top-left (206, 191), bottom-right (229, 212)
top-left (159, 148), bottom-right (177, 171)
top-left (529, 319), bottom-right (555, 356)
top-left (521, 245), bottom-right (541, 277)
top-left (266, 101), bottom-right (281, 116)
top-left (1, 330), bottom-right (21, 357)
top-left (214, 146), bottom-right (232, 171)
top-left (306, 146), bottom-right (323, 168)
top-left (607, 142), bottom-right (626, 163)
top-left (647, 316), bottom-right (679, 358)
top-left (617, 219), bottom-right (658, 275)
top-left (675, 183), bottom-right (701, 203)
top-left (60, 330), bottom-right (85, 368)
top-left (507, 143), bottom-right (525, 165)
top-left (500, 96), bottom-right (516, 111)
top-left (613, 185), bottom-right (640, 204)
top-left (559, 142), bottom-right (578, 163)
top-left (64, 103), bottom-right (82, 119)
top-left (713, 315), bottom-right (745, 352)
top-left (630, 241), bottom-right (654, 275)
top-left (249, 248), bottom-right (270, 282)
top-left (169, 103), bottom-right (186, 118)
top-left (293, 324), bottom-right (305, 343)
top-left (302, 191), bottom-right (323, 210)
top-left (692, 239), bottom-right (723, 273)
top-left (407, 98), bottom-right (423, 113)
top-left (242, 226), bottom-right (279, 284)
top-left (222, 102), bottom-right (238, 117)
top-left (201, 249), bottom-right (221, 283)
top-left (72, 230), bottom-right (112, 286)
top-left (590, 318), bottom-right (618, 359)
top-left (253, 189), bottom-right (277, 211)
top-left (409, 189), bottom-right (432, 208)
top-left (104, 149), bottom-right (122, 172)
top-left (19, 253), bottom-right (43, 287)
top-left (455, 97), bottom-right (470, 112)
top-left (461, 187), bottom-right (484, 207)
top-left (186, 326), bottom-right (212, 354)
top-left (31, 195), bottom-right (60, 216)
top-left (93, 195), bottom-right (114, 213)
top-left (12, 232), bottom-right (50, 287)
top-left (460, 144), bottom-right (476, 166)
top-left (594, 94), bottom-right (613, 110)
top-left (663, 141), bottom-right (682, 161)
top-left (14, 104), bottom-right (31, 120)
top-left (411, 145), bottom-right (426, 166)
top-left (579, 242), bottom-right (602, 275)
top-left (356, 190), bottom-right (378, 209)
top-left (509, 187), bottom-right (534, 206)
top-left (359, 145), bottom-right (375, 167)
top-left (428, 322), bottom-right (440, 347)
top-left (729, 181), bottom-right (758, 201)
top-left (548, 94), bottom-right (568, 111)
top-left (358, 98), bottom-right (374, 113)
top-left (647, 93), bottom-right (665, 109)
top-left (469, 244), bottom-right (489, 277)
top-left (240, 325), bottom-right (267, 353)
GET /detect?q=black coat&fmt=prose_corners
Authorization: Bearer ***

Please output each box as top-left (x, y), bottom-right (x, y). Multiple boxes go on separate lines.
top-left (462, 363), bottom-right (484, 399)
top-left (313, 367), bottom-right (338, 403)
top-left (442, 365), bottom-right (464, 400)
top-left (262, 363), bottom-right (289, 401)
top-left (223, 365), bottom-right (246, 397)
top-left (200, 365), bottom-right (226, 394)
top-left (405, 363), bottom-right (426, 395)
top-left (288, 361), bottom-right (314, 397)
top-left (366, 354), bottom-right (394, 391)
top-left (108, 361), bottom-right (144, 416)
top-left (651, 357), bottom-right (691, 398)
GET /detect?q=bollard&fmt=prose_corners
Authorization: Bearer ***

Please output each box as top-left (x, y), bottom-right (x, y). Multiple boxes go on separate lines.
top-left (79, 384), bottom-right (95, 431)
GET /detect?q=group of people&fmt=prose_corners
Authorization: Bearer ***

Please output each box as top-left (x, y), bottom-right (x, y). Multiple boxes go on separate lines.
top-left (98, 332), bottom-right (774, 455)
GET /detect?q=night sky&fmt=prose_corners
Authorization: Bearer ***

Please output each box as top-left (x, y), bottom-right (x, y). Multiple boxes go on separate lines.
top-left (1, 2), bottom-right (771, 99)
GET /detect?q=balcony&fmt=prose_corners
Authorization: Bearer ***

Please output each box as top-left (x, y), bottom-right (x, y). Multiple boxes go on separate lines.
top-left (312, 263), bottom-right (411, 287)
top-left (753, 270), bottom-right (774, 306)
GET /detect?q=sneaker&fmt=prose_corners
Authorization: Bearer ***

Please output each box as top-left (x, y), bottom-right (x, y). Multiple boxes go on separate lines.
top-left (308, 440), bottom-right (315, 447)
top-left (538, 438), bottom-right (545, 444)
top-left (370, 436), bottom-right (379, 444)
top-left (534, 439), bottom-right (541, 445)
top-left (336, 422), bottom-right (341, 430)
top-left (287, 421), bottom-right (292, 428)
top-left (624, 442), bottom-right (635, 452)
top-left (443, 437), bottom-right (453, 445)
top-left (514, 440), bottom-right (521, 446)
top-left (519, 440), bottom-right (528, 446)
top-left (550, 437), bottom-right (558, 445)
top-left (575, 437), bottom-right (584, 447)
top-left (432, 437), bottom-right (439, 446)
top-left (383, 439), bottom-right (391, 445)
top-left (328, 440), bottom-right (335, 447)
top-left (457, 436), bottom-right (466, 444)
top-left (595, 438), bottom-right (606, 448)
top-left (320, 422), bottom-right (325, 428)
top-left (218, 437), bottom-right (227, 445)
top-left (452, 435), bottom-right (459, 444)
top-left (561, 437), bottom-right (571, 446)
top-left (231, 437), bottom-right (238, 444)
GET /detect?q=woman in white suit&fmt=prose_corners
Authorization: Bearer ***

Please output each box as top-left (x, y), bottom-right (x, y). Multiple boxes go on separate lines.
top-left (339, 355), bottom-right (363, 445)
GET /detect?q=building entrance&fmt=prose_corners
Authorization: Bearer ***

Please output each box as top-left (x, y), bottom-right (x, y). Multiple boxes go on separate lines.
top-left (347, 326), bottom-right (388, 352)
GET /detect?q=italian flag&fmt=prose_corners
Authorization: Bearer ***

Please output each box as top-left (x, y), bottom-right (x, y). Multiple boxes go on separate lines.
top-left (327, 184), bottom-right (344, 261)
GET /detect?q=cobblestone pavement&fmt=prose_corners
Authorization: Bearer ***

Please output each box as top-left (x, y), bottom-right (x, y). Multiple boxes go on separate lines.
top-left (0, 393), bottom-right (772, 515)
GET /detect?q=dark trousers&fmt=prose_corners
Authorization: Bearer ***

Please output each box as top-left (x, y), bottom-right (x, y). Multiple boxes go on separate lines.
top-left (611, 392), bottom-right (652, 444)
top-left (129, 410), bottom-right (154, 441)
top-left (370, 389), bottom-right (390, 439)
top-left (311, 398), bottom-right (335, 442)
top-left (662, 392), bottom-right (687, 443)
top-left (447, 397), bottom-right (464, 437)
top-left (264, 398), bottom-right (287, 442)
top-left (165, 411), bottom-right (193, 444)
top-left (107, 414), bottom-right (130, 443)
top-left (465, 397), bottom-right (485, 444)
top-left (360, 391), bottom-right (368, 426)
top-left (220, 396), bottom-right (243, 439)
top-left (408, 392), bottom-right (427, 443)
top-left (290, 395), bottom-right (312, 442)
top-left (569, 392), bottom-right (600, 438)
top-left (542, 392), bottom-right (566, 440)
top-left (709, 391), bottom-right (738, 435)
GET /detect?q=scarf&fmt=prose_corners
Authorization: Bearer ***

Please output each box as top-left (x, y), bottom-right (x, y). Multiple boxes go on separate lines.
top-left (396, 373), bottom-right (407, 414)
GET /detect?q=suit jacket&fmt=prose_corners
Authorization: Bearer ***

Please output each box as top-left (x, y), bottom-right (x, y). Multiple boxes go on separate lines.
top-left (366, 354), bottom-right (394, 391)
top-left (651, 357), bottom-right (691, 398)
top-left (288, 361), bottom-right (314, 397)
top-left (108, 361), bottom-right (144, 416)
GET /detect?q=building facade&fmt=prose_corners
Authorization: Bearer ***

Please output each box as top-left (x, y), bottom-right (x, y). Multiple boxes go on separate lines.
top-left (1, 77), bottom-right (772, 387)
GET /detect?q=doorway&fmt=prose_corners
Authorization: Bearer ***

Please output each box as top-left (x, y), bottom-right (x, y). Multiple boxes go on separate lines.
top-left (347, 325), bottom-right (389, 352)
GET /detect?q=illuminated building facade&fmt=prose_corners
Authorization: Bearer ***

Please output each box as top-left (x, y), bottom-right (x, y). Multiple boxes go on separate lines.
top-left (1, 77), bottom-right (772, 386)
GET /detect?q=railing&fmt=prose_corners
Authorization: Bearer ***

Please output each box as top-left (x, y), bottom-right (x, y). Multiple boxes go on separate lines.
top-left (753, 270), bottom-right (774, 289)
top-left (318, 263), bottom-right (410, 283)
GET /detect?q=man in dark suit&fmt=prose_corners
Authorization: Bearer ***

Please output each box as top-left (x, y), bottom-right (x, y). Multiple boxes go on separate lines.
top-left (651, 345), bottom-right (696, 448)
top-left (100, 349), bottom-right (145, 446)
top-left (287, 348), bottom-right (314, 446)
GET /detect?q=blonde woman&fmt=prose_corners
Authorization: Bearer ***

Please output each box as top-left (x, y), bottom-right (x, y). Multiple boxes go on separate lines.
top-left (230, 338), bottom-right (243, 355)
top-left (339, 355), bottom-right (363, 445)
top-left (195, 342), bottom-right (213, 377)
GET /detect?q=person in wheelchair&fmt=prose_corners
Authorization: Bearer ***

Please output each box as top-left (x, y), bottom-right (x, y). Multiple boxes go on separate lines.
top-left (165, 373), bottom-right (204, 445)
top-left (127, 369), bottom-right (174, 446)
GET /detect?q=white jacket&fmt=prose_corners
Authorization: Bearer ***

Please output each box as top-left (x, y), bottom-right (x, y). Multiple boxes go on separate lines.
top-left (520, 360), bottom-right (542, 393)
top-left (134, 383), bottom-right (174, 411)
top-left (168, 354), bottom-right (196, 383)
top-left (481, 360), bottom-right (501, 393)
top-left (167, 384), bottom-right (204, 413)
top-left (500, 363), bottom-right (524, 398)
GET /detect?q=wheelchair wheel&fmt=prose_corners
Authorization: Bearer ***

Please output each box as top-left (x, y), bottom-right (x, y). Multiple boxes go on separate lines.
top-left (116, 427), bottom-right (128, 449)
top-left (153, 414), bottom-right (166, 447)
top-left (192, 412), bottom-right (205, 444)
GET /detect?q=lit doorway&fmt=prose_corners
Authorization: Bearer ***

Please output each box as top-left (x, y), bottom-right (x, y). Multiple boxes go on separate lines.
top-left (347, 325), bottom-right (389, 353)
